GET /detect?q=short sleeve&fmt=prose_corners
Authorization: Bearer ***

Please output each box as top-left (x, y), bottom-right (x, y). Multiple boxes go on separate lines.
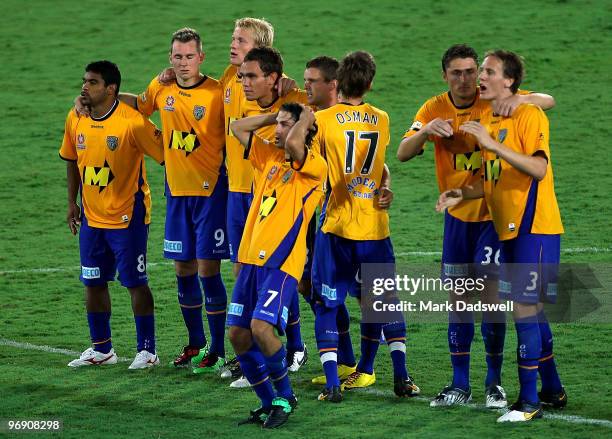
top-left (292, 148), bottom-right (327, 182)
top-left (246, 133), bottom-right (276, 171)
top-left (518, 106), bottom-right (550, 160)
top-left (136, 78), bottom-right (159, 117)
top-left (59, 110), bottom-right (77, 161)
top-left (402, 101), bottom-right (433, 139)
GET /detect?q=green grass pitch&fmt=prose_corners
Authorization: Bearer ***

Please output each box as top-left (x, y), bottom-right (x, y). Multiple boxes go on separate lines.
top-left (1, 0), bottom-right (611, 437)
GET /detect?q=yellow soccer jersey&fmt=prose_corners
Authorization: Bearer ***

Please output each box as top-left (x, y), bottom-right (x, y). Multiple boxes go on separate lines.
top-left (137, 76), bottom-right (225, 196)
top-left (238, 134), bottom-right (326, 280)
top-left (313, 103), bottom-right (390, 240)
top-left (403, 90), bottom-right (490, 222)
top-left (220, 64), bottom-right (254, 193)
top-left (480, 104), bottom-right (564, 241)
top-left (59, 100), bottom-right (164, 229)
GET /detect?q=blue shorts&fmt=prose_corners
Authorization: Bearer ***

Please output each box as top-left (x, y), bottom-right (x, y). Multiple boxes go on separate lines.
top-left (227, 264), bottom-right (298, 334)
top-left (79, 200), bottom-right (149, 288)
top-left (499, 234), bottom-right (561, 304)
top-left (311, 231), bottom-right (395, 307)
top-left (301, 215), bottom-right (318, 281)
top-left (227, 191), bottom-right (253, 263)
top-left (163, 175), bottom-right (229, 261)
top-left (442, 211), bottom-right (500, 279)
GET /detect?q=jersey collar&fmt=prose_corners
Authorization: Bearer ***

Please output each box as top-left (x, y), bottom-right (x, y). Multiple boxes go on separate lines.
top-left (446, 91), bottom-right (478, 110)
top-left (90, 99), bottom-right (118, 122)
top-left (176, 75), bottom-right (207, 90)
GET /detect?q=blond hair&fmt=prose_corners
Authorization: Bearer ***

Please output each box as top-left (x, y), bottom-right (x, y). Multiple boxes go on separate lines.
top-left (234, 17), bottom-right (274, 48)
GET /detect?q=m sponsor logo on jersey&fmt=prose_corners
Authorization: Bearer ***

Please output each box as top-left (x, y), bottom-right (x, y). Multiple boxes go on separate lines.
top-left (77, 133), bottom-right (86, 150)
top-left (453, 148), bottom-right (482, 174)
top-left (228, 302), bottom-right (244, 316)
top-left (193, 105), bottom-right (206, 121)
top-left (83, 160), bottom-right (114, 192)
top-left (164, 239), bottom-right (183, 253)
top-left (484, 157), bottom-right (502, 183)
top-left (259, 190), bottom-right (277, 220)
top-left (224, 87), bottom-right (231, 104)
top-left (81, 266), bottom-right (101, 279)
top-left (170, 129), bottom-right (200, 155)
top-left (410, 121), bottom-right (423, 131)
top-left (164, 95), bottom-right (175, 111)
top-left (106, 136), bottom-right (119, 151)
top-left (498, 128), bottom-right (508, 143)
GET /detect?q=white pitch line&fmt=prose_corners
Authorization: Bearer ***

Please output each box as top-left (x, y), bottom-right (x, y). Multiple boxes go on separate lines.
top-left (0, 338), bottom-right (131, 362)
top-left (353, 387), bottom-right (612, 427)
top-left (0, 247), bottom-right (610, 275)
top-left (2, 338), bottom-right (612, 427)
top-left (0, 261), bottom-right (171, 276)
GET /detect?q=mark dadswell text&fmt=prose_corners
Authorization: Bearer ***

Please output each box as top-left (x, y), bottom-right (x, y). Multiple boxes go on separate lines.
top-left (372, 300), bottom-right (514, 313)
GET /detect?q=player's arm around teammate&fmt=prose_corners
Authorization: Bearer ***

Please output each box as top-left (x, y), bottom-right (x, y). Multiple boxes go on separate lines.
top-left (62, 61), bottom-right (164, 370)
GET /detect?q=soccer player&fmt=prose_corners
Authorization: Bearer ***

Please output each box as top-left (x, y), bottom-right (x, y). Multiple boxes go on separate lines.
top-left (238, 46), bottom-right (310, 376)
top-left (136, 28), bottom-right (230, 373)
top-left (61, 60), bottom-right (164, 369)
top-left (436, 50), bottom-right (565, 422)
top-left (397, 44), bottom-right (556, 408)
top-left (228, 103), bottom-right (326, 428)
top-left (303, 56), bottom-right (359, 386)
top-left (310, 51), bottom-right (419, 402)
top-left (220, 18), bottom-right (276, 277)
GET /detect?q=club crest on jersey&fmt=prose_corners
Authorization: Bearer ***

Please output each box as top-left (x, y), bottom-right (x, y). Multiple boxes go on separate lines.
top-left (498, 128), bottom-right (507, 143)
top-left (281, 169), bottom-right (293, 183)
top-left (224, 87), bottom-right (231, 104)
top-left (164, 95), bottom-right (175, 111)
top-left (267, 165), bottom-right (279, 181)
top-left (77, 133), bottom-right (86, 150)
top-left (106, 136), bottom-right (119, 151)
top-left (193, 105), bottom-right (206, 121)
